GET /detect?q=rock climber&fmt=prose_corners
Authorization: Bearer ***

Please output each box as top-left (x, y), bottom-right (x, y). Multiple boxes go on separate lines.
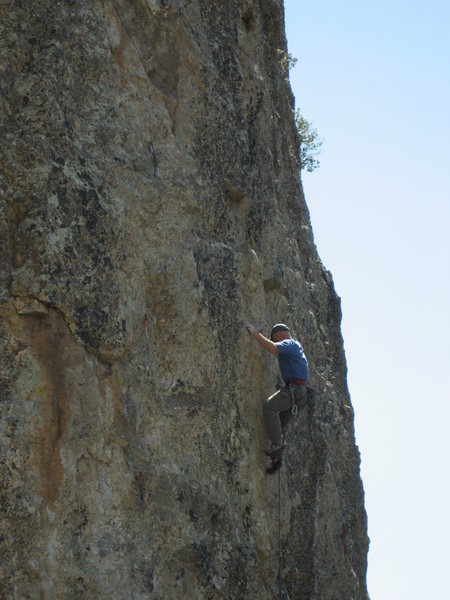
top-left (246, 322), bottom-right (308, 474)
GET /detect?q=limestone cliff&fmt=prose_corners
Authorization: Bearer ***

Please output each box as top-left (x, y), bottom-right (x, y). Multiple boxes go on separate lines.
top-left (0, 1), bottom-right (369, 598)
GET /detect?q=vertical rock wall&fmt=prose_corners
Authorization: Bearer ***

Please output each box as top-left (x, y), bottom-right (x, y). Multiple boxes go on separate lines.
top-left (0, 1), bottom-right (369, 598)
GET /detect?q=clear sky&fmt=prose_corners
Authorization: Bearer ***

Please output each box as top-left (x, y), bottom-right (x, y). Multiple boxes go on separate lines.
top-left (284, 1), bottom-right (450, 598)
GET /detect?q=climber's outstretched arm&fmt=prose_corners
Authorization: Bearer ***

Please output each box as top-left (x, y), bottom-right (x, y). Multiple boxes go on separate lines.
top-left (246, 323), bottom-right (280, 354)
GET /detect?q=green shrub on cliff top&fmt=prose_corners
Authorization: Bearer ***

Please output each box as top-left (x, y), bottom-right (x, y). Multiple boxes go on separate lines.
top-left (277, 48), bottom-right (323, 173)
top-left (295, 108), bottom-right (322, 172)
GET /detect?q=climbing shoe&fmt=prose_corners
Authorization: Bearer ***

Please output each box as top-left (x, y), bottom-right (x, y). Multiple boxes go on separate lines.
top-left (266, 456), bottom-right (282, 475)
top-left (264, 443), bottom-right (285, 457)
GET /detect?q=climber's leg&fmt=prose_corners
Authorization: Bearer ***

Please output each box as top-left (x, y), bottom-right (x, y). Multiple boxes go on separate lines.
top-left (262, 388), bottom-right (291, 451)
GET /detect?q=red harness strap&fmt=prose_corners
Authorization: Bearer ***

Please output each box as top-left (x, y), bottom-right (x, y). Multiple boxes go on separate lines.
top-left (286, 378), bottom-right (307, 387)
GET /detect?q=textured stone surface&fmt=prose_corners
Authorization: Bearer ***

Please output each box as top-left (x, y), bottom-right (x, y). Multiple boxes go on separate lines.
top-left (0, 1), bottom-right (369, 598)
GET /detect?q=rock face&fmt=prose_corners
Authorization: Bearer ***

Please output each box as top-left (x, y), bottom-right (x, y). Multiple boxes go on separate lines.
top-left (0, 1), bottom-right (369, 598)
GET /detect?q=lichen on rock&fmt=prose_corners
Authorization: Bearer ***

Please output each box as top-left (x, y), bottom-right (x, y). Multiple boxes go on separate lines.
top-left (0, 1), bottom-right (369, 598)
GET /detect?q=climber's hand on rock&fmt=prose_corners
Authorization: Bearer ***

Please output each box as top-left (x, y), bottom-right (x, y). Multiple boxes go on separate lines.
top-left (246, 323), bottom-right (258, 336)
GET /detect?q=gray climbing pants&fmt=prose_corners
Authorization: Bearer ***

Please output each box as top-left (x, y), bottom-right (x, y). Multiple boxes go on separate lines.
top-left (263, 385), bottom-right (307, 446)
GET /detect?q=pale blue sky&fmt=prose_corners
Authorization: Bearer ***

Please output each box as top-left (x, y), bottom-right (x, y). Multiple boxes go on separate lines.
top-left (284, 1), bottom-right (450, 598)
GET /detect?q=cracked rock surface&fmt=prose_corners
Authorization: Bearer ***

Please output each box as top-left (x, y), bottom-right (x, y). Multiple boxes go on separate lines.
top-left (0, 1), bottom-right (369, 598)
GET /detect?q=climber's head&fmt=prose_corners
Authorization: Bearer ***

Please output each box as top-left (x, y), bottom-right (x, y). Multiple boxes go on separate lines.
top-left (270, 323), bottom-right (291, 342)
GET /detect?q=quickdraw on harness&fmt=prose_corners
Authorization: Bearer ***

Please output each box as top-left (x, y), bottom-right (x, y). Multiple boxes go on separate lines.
top-left (288, 384), bottom-right (298, 416)
top-left (287, 380), bottom-right (310, 416)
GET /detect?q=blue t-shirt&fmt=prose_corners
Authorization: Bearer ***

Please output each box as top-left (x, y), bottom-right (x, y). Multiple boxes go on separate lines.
top-left (276, 339), bottom-right (308, 383)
